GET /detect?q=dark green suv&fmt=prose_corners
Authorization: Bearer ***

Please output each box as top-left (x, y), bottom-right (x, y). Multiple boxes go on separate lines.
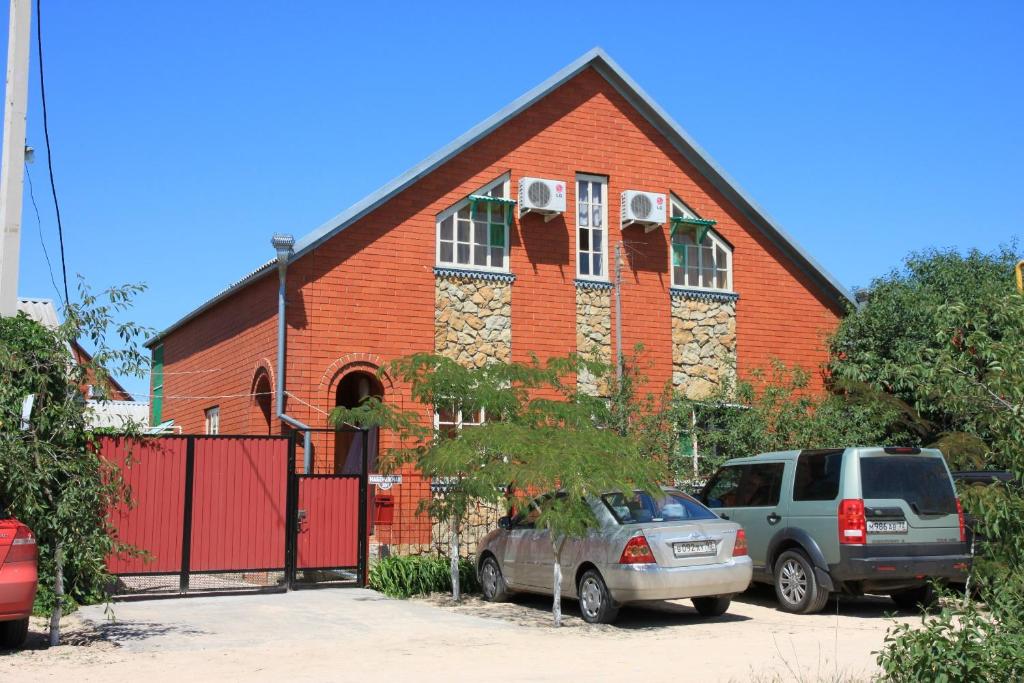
top-left (700, 447), bottom-right (970, 613)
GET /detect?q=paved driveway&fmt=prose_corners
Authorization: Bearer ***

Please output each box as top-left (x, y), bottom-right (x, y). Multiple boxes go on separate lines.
top-left (1, 586), bottom-right (912, 682)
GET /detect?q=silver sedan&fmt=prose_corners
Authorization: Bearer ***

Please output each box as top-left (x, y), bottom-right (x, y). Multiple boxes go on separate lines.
top-left (476, 488), bottom-right (753, 623)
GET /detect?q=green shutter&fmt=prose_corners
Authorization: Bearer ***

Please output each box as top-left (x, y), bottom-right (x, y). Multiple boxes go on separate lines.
top-left (151, 345), bottom-right (164, 425)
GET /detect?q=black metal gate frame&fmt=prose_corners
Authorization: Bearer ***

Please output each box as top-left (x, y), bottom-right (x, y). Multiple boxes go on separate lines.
top-left (285, 427), bottom-right (370, 588)
top-left (113, 429), bottom-right (369, 597)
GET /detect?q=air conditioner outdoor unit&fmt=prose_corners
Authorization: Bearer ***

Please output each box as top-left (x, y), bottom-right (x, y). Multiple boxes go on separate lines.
top-left (621, 190), bottom-right (666, 232)
top-left (518, 177), bottom-right (566, 222)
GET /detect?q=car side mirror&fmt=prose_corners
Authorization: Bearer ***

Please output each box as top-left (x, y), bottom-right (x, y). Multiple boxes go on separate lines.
top-left (498, 516), bottom-right (512, 530)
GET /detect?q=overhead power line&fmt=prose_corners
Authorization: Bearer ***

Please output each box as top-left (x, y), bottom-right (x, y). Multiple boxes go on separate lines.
top-left (34, 0), bottom-right (68, 305)
top-left (25, 166), bottom-right (62, 305)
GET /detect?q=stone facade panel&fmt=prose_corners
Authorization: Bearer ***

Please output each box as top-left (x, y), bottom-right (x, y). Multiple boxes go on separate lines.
top-left (672, 295), bottom-right (737, 400)
top-left (435, 275), bottom-right (512, 367)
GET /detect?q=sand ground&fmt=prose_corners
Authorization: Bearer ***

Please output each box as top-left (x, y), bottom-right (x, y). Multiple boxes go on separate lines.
top-left (0, 585), bottom-right (915, 682)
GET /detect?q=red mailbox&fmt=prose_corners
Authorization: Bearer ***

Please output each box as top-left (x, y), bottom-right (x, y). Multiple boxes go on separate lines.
top-left (373, 494), bottom-right (395, 526)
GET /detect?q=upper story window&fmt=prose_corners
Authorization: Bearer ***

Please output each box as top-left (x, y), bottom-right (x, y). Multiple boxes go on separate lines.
top-left (437, 176), bottom-right (509, 272)
top-left (576, 174), bottom-right (608, 280)
top-left (671, 196), bottom-right (732, 291)
top-left (205, 406), bottom-right (220, 435)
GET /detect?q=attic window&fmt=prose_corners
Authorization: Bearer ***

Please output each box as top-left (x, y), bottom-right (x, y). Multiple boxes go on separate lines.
top-left (670, 196), bottom-right (731, 291)
top-left (437, 176), bottom-right (510, 272)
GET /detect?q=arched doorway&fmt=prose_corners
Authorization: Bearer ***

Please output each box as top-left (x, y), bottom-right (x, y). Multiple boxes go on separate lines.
top-left (333, 371), bottom-right (383, 474)
top-left (250, 369), bottom-right (273, 435)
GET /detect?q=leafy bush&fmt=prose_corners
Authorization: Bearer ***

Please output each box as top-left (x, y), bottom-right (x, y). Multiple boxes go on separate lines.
top-left (368, 555), bottom-right (479, 599)
top-left (876, 586), bottom-right (1024, 682)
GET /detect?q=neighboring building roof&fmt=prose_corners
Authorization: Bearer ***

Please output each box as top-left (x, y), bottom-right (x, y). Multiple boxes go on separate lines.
top-left (86, 400), bottom-right (150, 430)
top-left (146, 47), bottom-right (856, 348)
top-left (17, 297), bottom-right (61, 329)
top-left (17, 296), bottom-right (136, 401)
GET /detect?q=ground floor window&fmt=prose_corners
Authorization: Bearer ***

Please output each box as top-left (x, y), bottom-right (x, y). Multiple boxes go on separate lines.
top-left (434, 406), bottom-right (485, 438)
top-left (205, 406), bottom-right (220, 435)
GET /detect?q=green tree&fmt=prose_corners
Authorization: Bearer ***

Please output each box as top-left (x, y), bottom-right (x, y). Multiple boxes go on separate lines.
top-left (829, 244), bottom-right (1021, 467)
top-left (877, 289), bottom-right (1024, 681)
top-left (0, 280), bottom-right (151, 645)
top-left (677, 360), bottom-right (908, 479)
top-left (331, 351), bottom-right (670, 625)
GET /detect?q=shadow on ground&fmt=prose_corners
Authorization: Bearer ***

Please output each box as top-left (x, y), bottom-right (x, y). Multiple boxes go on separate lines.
top-left (734, 583), bottom-right (925, 619)
top-left (417, 591), bottom-right (750, 631)
top-left (4, 616), bottom-right (209, 653)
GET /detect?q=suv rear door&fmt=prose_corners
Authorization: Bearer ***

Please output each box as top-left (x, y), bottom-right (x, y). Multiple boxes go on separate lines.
top-left (855, 450), bottom-right (961, 545)
top-left (787, 449), bottom-right (845, 566)
top-left (702, 461), bottom-right (788, 571)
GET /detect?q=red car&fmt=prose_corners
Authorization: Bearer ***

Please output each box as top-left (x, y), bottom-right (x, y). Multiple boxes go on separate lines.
top-left (0, 517), bottom-right (38, 648)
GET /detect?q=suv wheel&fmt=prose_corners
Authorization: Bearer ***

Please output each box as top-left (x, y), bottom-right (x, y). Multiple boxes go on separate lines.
top-left (773, 549), bottom-right (830, 614)
top-left (890, 584), bottom-right (937, 611)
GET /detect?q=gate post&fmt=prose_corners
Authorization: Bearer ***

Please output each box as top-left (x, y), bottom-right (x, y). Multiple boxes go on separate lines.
top-left (179, 436), bottom-right (196, 593)
top-left (358, 429), bottom-right (369, 587)
top-left (284, 430), bottom-right (299, 590)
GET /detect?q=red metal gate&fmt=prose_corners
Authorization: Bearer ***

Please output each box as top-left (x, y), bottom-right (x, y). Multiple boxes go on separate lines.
top-left (102, 430), bottom-right (368, 596)
top-left (292, 428), bottom-right (369, 584)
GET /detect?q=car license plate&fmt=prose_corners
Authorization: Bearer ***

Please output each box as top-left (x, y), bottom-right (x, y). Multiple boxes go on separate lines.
top-left (673, 540), bottom-right (717, 558)
top-left (867, 520), bottom-right (908, 534)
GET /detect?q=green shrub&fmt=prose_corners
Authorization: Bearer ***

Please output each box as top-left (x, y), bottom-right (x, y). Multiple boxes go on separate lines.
top-left (876, 586), bottom-right (1024, 682)
top-left (368, 555), bottom-right (479, 599)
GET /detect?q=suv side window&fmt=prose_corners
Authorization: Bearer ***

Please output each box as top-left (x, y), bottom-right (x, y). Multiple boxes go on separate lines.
top-left (705, 463), bottom-right (785, 508)
top-left (704, 466), bottom-right (742, 508)
top-left (738, 463), bottom-right (785, 507)
top-left (793, 450), bottom-right (843, 501)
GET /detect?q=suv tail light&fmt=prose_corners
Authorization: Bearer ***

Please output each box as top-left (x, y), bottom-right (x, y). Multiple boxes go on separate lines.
top-left (731, 529), bottom-right (748, 557)
top-left (619, 533), bottom-right (656, 564)
top-left (838, 499), bottom-right (866, 545)
top-left (956, 499), bottom-right (966, 543)
top-left (6, 526), bottom-right (37, 563)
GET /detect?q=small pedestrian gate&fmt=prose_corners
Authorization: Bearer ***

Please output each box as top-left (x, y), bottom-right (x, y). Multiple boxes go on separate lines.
top-left (103, 429), bottom-right (368, 596)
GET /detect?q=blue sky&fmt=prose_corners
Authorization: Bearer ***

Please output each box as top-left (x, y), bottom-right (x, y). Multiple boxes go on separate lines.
top-left (3, 2), bottom-right (1022, 397)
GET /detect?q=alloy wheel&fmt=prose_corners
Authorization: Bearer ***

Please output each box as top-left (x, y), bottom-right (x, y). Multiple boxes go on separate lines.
top-left (482, 560), bottom-right (499, 598)
top-left (579, 576), bottom-right (602, 619)
top-left (779, 558), bottom-right (808, 605)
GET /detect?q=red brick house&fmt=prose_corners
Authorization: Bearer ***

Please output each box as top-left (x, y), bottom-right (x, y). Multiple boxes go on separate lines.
top-left (145, 49), bottom-right (853, 543)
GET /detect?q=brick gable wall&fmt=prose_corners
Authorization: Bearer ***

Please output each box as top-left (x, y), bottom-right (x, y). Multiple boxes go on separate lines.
top-left (155, 66), bottom-right (843, 450)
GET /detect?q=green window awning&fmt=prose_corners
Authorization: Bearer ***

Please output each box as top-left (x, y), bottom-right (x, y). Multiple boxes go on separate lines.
top-left (468, 194), bottom-right (517, 216)
top-left (670, 215), bottom-right (716, 243)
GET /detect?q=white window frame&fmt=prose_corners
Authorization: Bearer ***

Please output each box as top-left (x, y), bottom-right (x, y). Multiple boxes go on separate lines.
top-left (204, 406), bottom-right (220, 435)
top-left (434, 406), bottom-right (486, 434)
top-left (670, 195), bottom-right (733, 292)
top-left (575, 174), bottom-right (609, 281)
top-left (435, 174), bottom-right (511, 273)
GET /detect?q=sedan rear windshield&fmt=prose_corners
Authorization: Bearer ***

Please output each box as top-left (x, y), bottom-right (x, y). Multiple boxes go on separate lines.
top-left (860, 456), bottom-right (957, 515)
top-left (602, 490), bottom-right (717, 524)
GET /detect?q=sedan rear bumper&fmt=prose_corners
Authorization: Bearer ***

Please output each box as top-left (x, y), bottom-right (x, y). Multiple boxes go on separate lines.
top-left (603, 557), bottom-right (753, 604)
top-left (0, 561), bottom-right (38, 620)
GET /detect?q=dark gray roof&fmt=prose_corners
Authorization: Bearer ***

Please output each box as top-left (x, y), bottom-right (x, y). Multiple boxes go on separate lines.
top-left (147, 47), bottom-right (854, 347)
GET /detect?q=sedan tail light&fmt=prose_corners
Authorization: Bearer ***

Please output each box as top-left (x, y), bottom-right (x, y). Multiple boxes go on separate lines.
top-left (731, 529), bottom-right (748, 557)
top-left (6, 526), bottom-right (37, 563)
top-left (618, 533), bottom-right (656, 564)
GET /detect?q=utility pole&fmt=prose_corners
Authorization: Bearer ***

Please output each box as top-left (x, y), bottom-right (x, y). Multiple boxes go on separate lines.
top-left (0, 0), bottom-right (32, 317)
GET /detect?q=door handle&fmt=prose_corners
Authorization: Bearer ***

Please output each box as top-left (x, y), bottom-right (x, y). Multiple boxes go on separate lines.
top-left (718, 512), bottom-right (730, 520)
top-left (767, 512), bottom-right (782, 525)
